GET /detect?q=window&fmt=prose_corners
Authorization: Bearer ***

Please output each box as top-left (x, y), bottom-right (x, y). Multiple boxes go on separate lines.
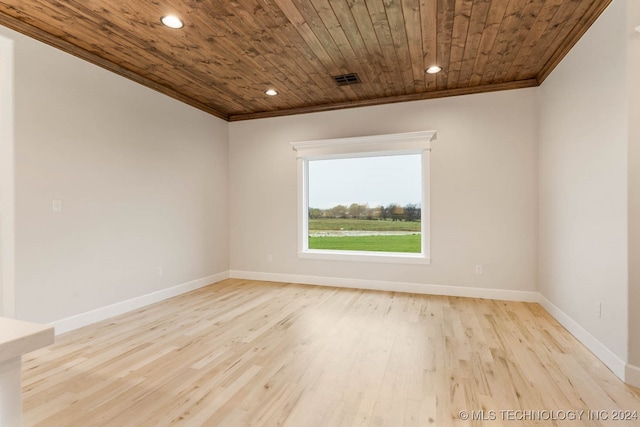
top-left (292, 131), bottom-right (436, 264)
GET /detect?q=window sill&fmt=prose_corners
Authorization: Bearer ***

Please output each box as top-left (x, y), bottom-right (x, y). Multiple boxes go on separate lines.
top-left (298, 249), bottom-right (431, 265)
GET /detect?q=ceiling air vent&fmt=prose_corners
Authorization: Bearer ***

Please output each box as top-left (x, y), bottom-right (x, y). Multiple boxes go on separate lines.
top-left (332, 73), bottom-right (361, 86)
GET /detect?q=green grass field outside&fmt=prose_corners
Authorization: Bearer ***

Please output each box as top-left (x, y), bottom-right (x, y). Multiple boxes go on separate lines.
top-left (308, 218), bottom-right (420, 232)
top-left (308, 234), bottom-right (421, 253)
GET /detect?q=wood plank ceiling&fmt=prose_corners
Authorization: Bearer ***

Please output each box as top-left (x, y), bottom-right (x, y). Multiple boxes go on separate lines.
top-left (0, 0), bottom-right (612, 121)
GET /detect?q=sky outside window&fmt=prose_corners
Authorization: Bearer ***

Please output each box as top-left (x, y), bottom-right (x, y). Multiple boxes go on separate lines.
top-left (308, 154), bottom-right (422, 210)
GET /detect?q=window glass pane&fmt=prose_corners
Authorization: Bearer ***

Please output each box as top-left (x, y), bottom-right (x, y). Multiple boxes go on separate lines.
top-left (307, 154), bottom-right (422, 253)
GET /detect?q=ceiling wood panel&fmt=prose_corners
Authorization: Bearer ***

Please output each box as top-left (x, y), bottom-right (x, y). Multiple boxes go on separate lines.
top-left (385, 0), bottom-right (415, 93)
top-left (480, 0), bottom-right (530, 85)
top-left (456, 0), bottom-right (490, 87)
top-left (534, 0), bottom-right (611, 82)
top-left (367, 0), bottom-right (406, 94)
top-left (0, 0), bottom-right (612, 121)
top-left (487, 0), bottom-right (541, 85)
top-left (468, 0), bottom-right (511, 87)
top-left (447, 0), bottom-right (473, 89)
top-left (401, 0), bottom-right (426, 92)
top-left (420, 0), bottom-right (438, 91)
top-left (501, 0), bottom-right (554, 83)
top-left (349, 0), bottom-right (397, 96)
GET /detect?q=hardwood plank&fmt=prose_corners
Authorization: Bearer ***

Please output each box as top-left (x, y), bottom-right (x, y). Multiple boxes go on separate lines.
top-left (22, 279), bottom-right (640, 426)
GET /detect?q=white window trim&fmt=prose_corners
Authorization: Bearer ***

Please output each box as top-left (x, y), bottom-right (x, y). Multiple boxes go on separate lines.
top-left (292, 131), bottom-right (437, 264)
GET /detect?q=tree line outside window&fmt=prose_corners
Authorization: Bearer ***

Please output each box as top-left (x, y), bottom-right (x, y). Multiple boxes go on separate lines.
top-left (308, 203), bottom-right (421, 222)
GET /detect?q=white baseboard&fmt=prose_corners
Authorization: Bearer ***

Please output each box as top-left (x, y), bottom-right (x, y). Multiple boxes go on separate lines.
top-left (229, 270), bottom-right (539, 302)
top-left (537, 295), bottom-right (626, 381)
top-left (51, 271), bottom-right (229, 335)
top-left (626, 364), bottom-right (640, 389)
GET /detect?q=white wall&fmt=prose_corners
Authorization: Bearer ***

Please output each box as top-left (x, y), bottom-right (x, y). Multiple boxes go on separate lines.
top-left (0, 25), bottom-right (229, 324)
top-left (627, 0), bottom-right (640, 374)
top-left (229, 89), bottom-right (538, 295)
top-left (0, 34), bottom-right (13, 317)
top-left (538, 0), bottom-right (628, 364)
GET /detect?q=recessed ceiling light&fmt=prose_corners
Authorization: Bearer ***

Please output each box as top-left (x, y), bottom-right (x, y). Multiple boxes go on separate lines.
top-left (635, 25), bottom-right (640, 33)
top-left (161, 15), bottom-right (184, 29)
top-left (426, 66), bottom-right (442, 74)
top-left (265, 89), bottom-right (278, 96)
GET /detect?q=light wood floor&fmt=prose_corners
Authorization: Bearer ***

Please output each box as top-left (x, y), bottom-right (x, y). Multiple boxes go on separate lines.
top-left (22, 279), bottom-right (640, 426)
